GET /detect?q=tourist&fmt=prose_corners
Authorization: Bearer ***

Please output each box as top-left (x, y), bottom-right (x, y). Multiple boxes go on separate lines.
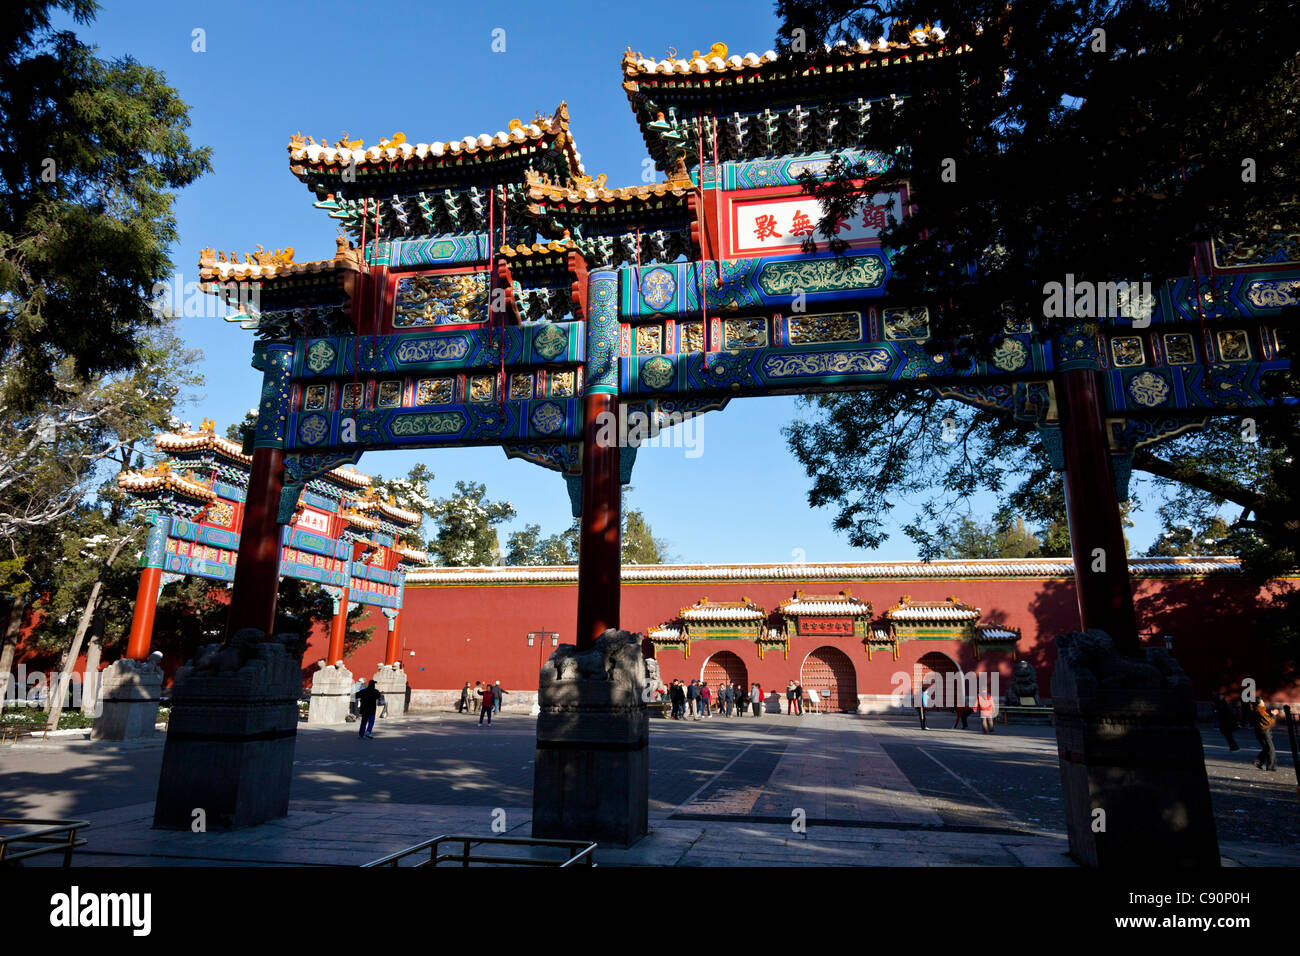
top-left (751, 683), bottom-right (763, 717)
top-left (954, 699), bottom-right (973, 730)
top-left (687, 679), bottom-right (701, 720)
top-left (356, 680), bottom-right (382, 739)
top-left (735, 685), bottom-right (747, 716)
top-left (478, 681), bottom-right (495, 727)
top-left (916, 685), bottom-right (929, 731)
top-left (786, 680), bottom-right (797, 715)
top-left (458, 682), bottom-right (471, 714)
top-left (1211, 693), bottom-right (1240, 751)
top-left (670, 679), bottom-right (686, 719)
top-left (1247, 697), bottom-right (1277, 770)
top-left (494, 680), bottom-right (507, 715)
top-left (721, 681), bottom-right (733, 717)
top-left (976, 686), bottom-right (996, 734)
top-left (472, 680), bottom-right (484, 716)
top-left (700, 681), bottom-right (712, 717)
top-left (795, 681), bottom-right (804, 715)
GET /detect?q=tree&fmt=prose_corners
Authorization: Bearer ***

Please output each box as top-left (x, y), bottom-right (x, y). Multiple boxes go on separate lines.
top-left (940, 515), bottom-right (1043, 560)
top-left (776, 1), bottom-right (1300, 640)
top-left (0, 1), bottom-right (211, 410)
top-left (426, 481), bottom-right (515, 566)
top-left (622, 492), bottom-right (671, 564)
top-left (370, 463), bottom-right (437, 549)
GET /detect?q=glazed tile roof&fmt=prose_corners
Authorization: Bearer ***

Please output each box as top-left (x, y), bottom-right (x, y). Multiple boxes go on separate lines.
top-left (117, 468), bottom-right (217, 503)
top-left (403, 557), bottom-right (1245, 585)
top-left (155, 428), bottom-right (251, 465)
top-left (286, 103), bottom-right (585, 180)
top-left (648, 625), bottom-right (682, 639)
top-left (620, 31), bottom-right (956, 78)
top-left (779, 589), bottom-right (872, 616)
top-left (524, 168), bottom-right (693, 208)
top-left (886, 597), bottom-right (981, 622)
top-left (396, 545), bottom-right (431, 565)
top-left (198, 243), bottom-right (363, 283)
top-left (680, 598), bottom-right (765, 622)
top-left (973, 624), bottom-right (1020, 641)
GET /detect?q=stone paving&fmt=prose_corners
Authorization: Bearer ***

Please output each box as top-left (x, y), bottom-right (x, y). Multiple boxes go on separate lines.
top-left (3, 711), bottom-right (1296, 866)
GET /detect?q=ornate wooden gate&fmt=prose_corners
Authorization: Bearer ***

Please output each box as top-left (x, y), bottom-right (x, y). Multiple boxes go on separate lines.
top-left (702, 650), bottom-right (748, 695)
top-left (800, 646), bottom-right (858, 712)
top-left (916, 651), bottom-right (962, 710)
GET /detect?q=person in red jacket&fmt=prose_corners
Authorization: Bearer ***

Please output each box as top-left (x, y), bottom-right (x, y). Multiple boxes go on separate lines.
top-left (700, 682), bottom-right (712, 718)
top-left (478, 681), bottom-right (495, 727)
top-left (976, 687), bottom-right (997, 734)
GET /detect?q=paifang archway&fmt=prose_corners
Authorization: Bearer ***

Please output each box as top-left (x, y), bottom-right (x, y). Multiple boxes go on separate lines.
top-left (148, 38), bottom-right (1292, 856)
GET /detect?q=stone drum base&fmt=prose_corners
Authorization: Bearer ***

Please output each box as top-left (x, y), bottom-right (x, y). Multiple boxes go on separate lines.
top-left (1051, 629), bottom-right (1220, 867)
top-left (307, 662), bottom-right (354, 724)
top-left (91, 658), bottom-right (163, 741)
top-left (373, 663), bottom-right (409, 718)
top-left (532, 630), bottom-right (654, 848)
top-left (154, 630), bottom-right (302, 831)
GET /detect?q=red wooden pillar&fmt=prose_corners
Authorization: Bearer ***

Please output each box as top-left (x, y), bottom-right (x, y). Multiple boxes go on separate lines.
top-left (385, 611), bottom-right (401, 665)
top-left (124, 566), bottom-right (163, 660)
top-left (1057, 368), bottom-right (1140, 656)
top-left (327, 586), bottom-right (349, 663)
top-left (225, 446), bottom-right (286, 638)
top-left (575, 395), bottom-right (621, 650)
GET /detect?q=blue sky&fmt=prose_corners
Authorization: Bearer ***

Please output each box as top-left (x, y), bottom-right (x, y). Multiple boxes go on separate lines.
top-left (71, 0), bottom-right (1172, 562)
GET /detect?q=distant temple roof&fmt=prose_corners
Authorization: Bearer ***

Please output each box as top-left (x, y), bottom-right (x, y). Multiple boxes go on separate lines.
top-left (405, 556), bottom-right (1245, 585)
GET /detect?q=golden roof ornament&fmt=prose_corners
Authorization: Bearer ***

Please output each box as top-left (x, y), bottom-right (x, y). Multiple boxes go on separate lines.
top-left (335, 131), bottom-right (364, 150)
top-left (709, 41), bottom-right (728, 58)
top-left (199, 417), bottom-right (216, 434)
top-left (289, 131), bottom-right (305, 148)
top-left (199, 247), bottom-right (216, 264)
top-left (377, 132), bottom-right (406, 149)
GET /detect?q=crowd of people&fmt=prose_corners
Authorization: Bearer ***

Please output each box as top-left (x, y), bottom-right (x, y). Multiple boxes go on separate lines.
top-left (456, 680), bottom-right (508, 727)
top-left (658, 678), bottom-right (826, 719)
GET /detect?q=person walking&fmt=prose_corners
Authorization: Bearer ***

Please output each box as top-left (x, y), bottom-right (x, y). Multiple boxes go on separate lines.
top-left (1247, 697), bottom-right (1277, 770)
top-left (356, 680), bottom-right (382, 739)
top-left (795, 681), bottom-right (804, 715)
top-left (916, 684), bottom-right (930, 730)
top-left (700, 681), bottom-right (712, 718)
top-left (1211, 692), bottom-right (1240, 751)
top-left (751, 683), bottom-right (763, 717)
top-left (954, 699), bottom-right (973, 729)
top-left (976, 686), bottom-right (996, 734)
top-left (494, 680), bottom-right (506, 715)
top-left (458, 681), bottom-right (472, 714)
top-left (687, 679), bottom-right (701, 720)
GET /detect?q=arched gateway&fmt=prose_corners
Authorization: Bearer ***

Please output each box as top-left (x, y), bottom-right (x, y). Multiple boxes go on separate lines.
top-left (800, 646), bottom-right (858, 712)
top-left (701, 650), bottom-right (748, 692)
top-left (916, 651), bottom-right (962, 710)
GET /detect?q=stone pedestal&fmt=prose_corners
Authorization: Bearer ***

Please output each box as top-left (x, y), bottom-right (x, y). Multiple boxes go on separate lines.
top-left (1051, 629), bottom-right (1220, 867)
top-left (307, 662), bottom-right (354, 724)
top-left (373, 663), bottom-right (408, 717)
top-left (533, 631), bottom-right (652, 848)
top-left (154, 630), bottom-right (302, 830)
top-left (91, 658), bottom-right (163, 741)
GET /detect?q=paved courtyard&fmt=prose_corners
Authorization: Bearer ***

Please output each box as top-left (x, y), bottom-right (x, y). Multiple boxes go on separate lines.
top-left (2, 711), bottom-right (1295, 866)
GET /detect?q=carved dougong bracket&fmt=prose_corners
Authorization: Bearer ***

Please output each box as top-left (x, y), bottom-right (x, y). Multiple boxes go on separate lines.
top-left (279, 451), bottom-right (364, 524)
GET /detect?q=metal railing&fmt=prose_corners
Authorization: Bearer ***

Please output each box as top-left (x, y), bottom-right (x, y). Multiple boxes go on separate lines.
top-left (0, 818), bottom-right (90, 866)
top-left (364, 834), bottom-right (597, 868)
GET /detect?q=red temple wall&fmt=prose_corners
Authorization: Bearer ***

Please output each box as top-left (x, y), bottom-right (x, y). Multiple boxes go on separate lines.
top-left (317, 572), bottom-right (1299, 702)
